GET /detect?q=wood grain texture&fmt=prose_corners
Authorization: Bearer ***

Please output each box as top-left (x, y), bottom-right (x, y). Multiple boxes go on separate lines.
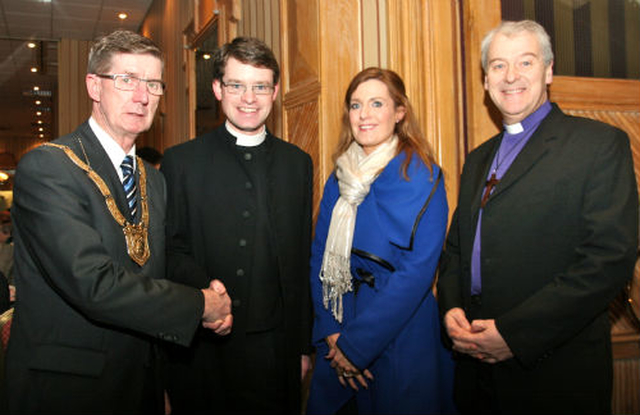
top-left (237, 0), bottom-right (282, 136)
top-left (280, 0), bottom-right (360, 215)
top-left (386, 0), bottom-right (465, 221)
top-left (286, 99), bottom-right (321, 221)
top-left (461, 0), bottom-right (502, 153)
top-left (57, 39), bottom-right (92, 139)
top-left (612, 358), bottom-right (640, 415)
top-left (550, 76), bottom-right (640, 112)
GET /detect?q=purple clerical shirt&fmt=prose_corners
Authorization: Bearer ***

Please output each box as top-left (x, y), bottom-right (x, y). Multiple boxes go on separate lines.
top-left (470, 101), bottom-right (552, 295)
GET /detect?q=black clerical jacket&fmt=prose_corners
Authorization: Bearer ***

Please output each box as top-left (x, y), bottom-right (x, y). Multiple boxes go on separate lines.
top-left (161, 125), bottom-right (313, 413)
top-left (438, 104), bottom-right (638, 414)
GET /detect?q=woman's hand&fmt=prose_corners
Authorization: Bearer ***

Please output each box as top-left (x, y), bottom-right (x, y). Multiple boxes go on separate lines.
top-left (325, 333), bottom-right (374, 390)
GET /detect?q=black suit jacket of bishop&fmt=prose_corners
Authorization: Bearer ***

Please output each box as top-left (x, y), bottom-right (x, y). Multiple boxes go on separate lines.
top-left (161, 125), bottom-right (313, 412)
top-left (5, 122), bottom-right (204, 415)
top-left (437, 104), bottom-right (639, 414)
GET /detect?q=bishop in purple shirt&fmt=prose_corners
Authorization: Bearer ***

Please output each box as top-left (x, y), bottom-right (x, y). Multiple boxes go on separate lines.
top-left (437, 20), bottom-right (638, 415)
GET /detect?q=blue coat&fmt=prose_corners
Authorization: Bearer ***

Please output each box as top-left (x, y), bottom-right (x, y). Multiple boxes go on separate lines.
top-left (307, 152), bottom-right (456, 415)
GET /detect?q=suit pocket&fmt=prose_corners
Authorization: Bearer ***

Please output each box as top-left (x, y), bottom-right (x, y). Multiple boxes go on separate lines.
top-left (28, 344), bottom-right (106, 377)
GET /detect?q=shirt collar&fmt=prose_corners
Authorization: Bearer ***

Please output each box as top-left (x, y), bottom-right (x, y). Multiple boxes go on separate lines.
top-left (503, 101), bottom-right (552, 137)
top-left (89, 117), bottom-right (136, 181)
top-left (225, 121), bottom-right (267, 147)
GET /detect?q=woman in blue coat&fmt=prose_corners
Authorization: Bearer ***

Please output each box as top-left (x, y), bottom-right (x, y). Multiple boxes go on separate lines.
top-left (307, 68), bottom-right (456, 415)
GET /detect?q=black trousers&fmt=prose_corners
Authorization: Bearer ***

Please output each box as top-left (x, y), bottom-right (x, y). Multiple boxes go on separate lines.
top-left (167, 324), bottom-right (291, 415)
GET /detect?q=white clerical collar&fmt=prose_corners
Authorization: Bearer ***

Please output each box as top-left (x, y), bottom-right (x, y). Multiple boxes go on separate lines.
top-left (504, 122), bottom-right (524, 135)
top-left (225, 121), bottom-right (266, 147)
top-left (89, 117), bottom-right (136, 182)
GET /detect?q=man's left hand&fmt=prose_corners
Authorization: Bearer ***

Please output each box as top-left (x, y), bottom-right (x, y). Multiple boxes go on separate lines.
top-left (454, 319), bottom-right (513, 363)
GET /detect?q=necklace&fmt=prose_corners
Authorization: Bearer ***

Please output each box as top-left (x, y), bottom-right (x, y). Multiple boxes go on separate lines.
top-left (480, 132), bottom-right (527, 208)
top-left (44, 140), bottom-right (151, 266)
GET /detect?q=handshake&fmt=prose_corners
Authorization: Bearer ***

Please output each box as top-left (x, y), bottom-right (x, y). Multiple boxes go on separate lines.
top-left (200, 279), bottom-right (233, 336)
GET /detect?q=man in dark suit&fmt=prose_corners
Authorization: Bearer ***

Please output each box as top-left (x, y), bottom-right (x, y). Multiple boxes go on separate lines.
top-left (161, 37), bottom-right (313, 414)
top-left (438, 20), bottom-right (638, 414)
top-left (4, 30), bottom-right (232, 415)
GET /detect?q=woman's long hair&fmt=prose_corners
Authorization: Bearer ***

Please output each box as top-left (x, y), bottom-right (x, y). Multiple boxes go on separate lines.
top-left (332, 67), bottom-right (436, 178)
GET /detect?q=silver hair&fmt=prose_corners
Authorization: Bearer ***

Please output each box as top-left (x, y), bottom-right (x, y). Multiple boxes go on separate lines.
top-left (481, 20), bottom-right (554, 71)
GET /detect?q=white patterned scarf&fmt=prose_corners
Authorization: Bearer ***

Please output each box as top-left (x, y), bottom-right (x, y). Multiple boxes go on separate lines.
top-left (320, 136), bottom-right (399, 322)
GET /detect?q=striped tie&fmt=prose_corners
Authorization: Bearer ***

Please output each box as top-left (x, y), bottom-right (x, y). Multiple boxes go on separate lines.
top-left (121, 155), bottom-right (137, 219)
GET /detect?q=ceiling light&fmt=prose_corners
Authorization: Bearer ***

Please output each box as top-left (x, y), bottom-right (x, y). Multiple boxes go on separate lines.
top-left (39, 134), bottom-right (44, 138)
top-left (33, 86), bottom-right (40, 91)
top-left (37, 120), bottom-right (43, 125)
top-left (36, 111), bottom-right (42, 116)
top-left (27, 42), bottom-right (36, 49)
top-left (35, 100), bottom-right (41, 105)
top-left (31, 67), bottom-right (38, 73)
top-left (38, 127), bottom-right (44, 132)
top-left (203, 54), bottom-right (211, 60)
top-left (118, 13), bottom-right (128, 20)
top-left (0, 172), bottom-right (8, 182)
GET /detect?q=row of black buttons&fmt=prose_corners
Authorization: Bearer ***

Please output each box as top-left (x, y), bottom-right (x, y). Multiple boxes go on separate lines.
top-left (235, 152), bottom-right (253, 310)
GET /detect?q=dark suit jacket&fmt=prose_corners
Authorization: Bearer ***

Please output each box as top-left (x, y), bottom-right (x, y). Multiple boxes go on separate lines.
top-left (5, 122), bottom-right (204, 415)
top-left (438, 104), bottom-right (638, 414)
top-left (161, 125), bottom-right (313, 413)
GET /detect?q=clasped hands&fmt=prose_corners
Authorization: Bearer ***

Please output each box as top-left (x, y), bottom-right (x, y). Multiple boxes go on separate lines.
top-left (200, 279), bottom-right (233, 336)
top-left (443, 307), bottom-right (513, 364)
top-left (325, 333), bottom-right (374, 391)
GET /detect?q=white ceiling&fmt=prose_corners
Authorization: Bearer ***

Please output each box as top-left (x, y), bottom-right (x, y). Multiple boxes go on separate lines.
top-left (0, 0), bottom-right (153, 150)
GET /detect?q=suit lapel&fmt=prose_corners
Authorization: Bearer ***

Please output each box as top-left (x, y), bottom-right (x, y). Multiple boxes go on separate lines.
top-left (488, 107), bottom-right (561, 203)
top-left (72, 123), bottom-right (132, 217)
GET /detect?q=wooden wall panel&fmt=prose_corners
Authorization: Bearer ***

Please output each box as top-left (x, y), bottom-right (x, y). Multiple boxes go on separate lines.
top-left (461, 0), bottom-right (502, 153)
top-left (195, 0), bottom-right (216, 34)
top-left (237, 0), bottom-right (282, 137)
top-left (551, 75), bottom-right (640, 415)
top-left (284, 0), bottom-right (319, 89)
top-left (140, 0), bottom-right (190, 151)
top-left (550, 77), bottom-right (640, 112)
top-left (287, 99), bottom-right (320, 219)
top-left (57, 39), bottom-right (92, 138)
top-left (361, 0), bottom-right (387, 69)
top-left (281, 0), bottom-right (320, 214)
top-left (280, 0), bottom-right (360, 215)
top-left (387, 0), bottom-right (464, 218)
top-left (317, 0), bottom-right (360, 183)
top-left (613, 358), bottom-right (640, 415)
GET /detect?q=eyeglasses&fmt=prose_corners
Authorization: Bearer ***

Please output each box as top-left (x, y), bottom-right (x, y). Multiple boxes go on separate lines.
top-left (221, 81), bottom-right (274, 96)
top-left (96, 74), bottom-right (166, 96)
